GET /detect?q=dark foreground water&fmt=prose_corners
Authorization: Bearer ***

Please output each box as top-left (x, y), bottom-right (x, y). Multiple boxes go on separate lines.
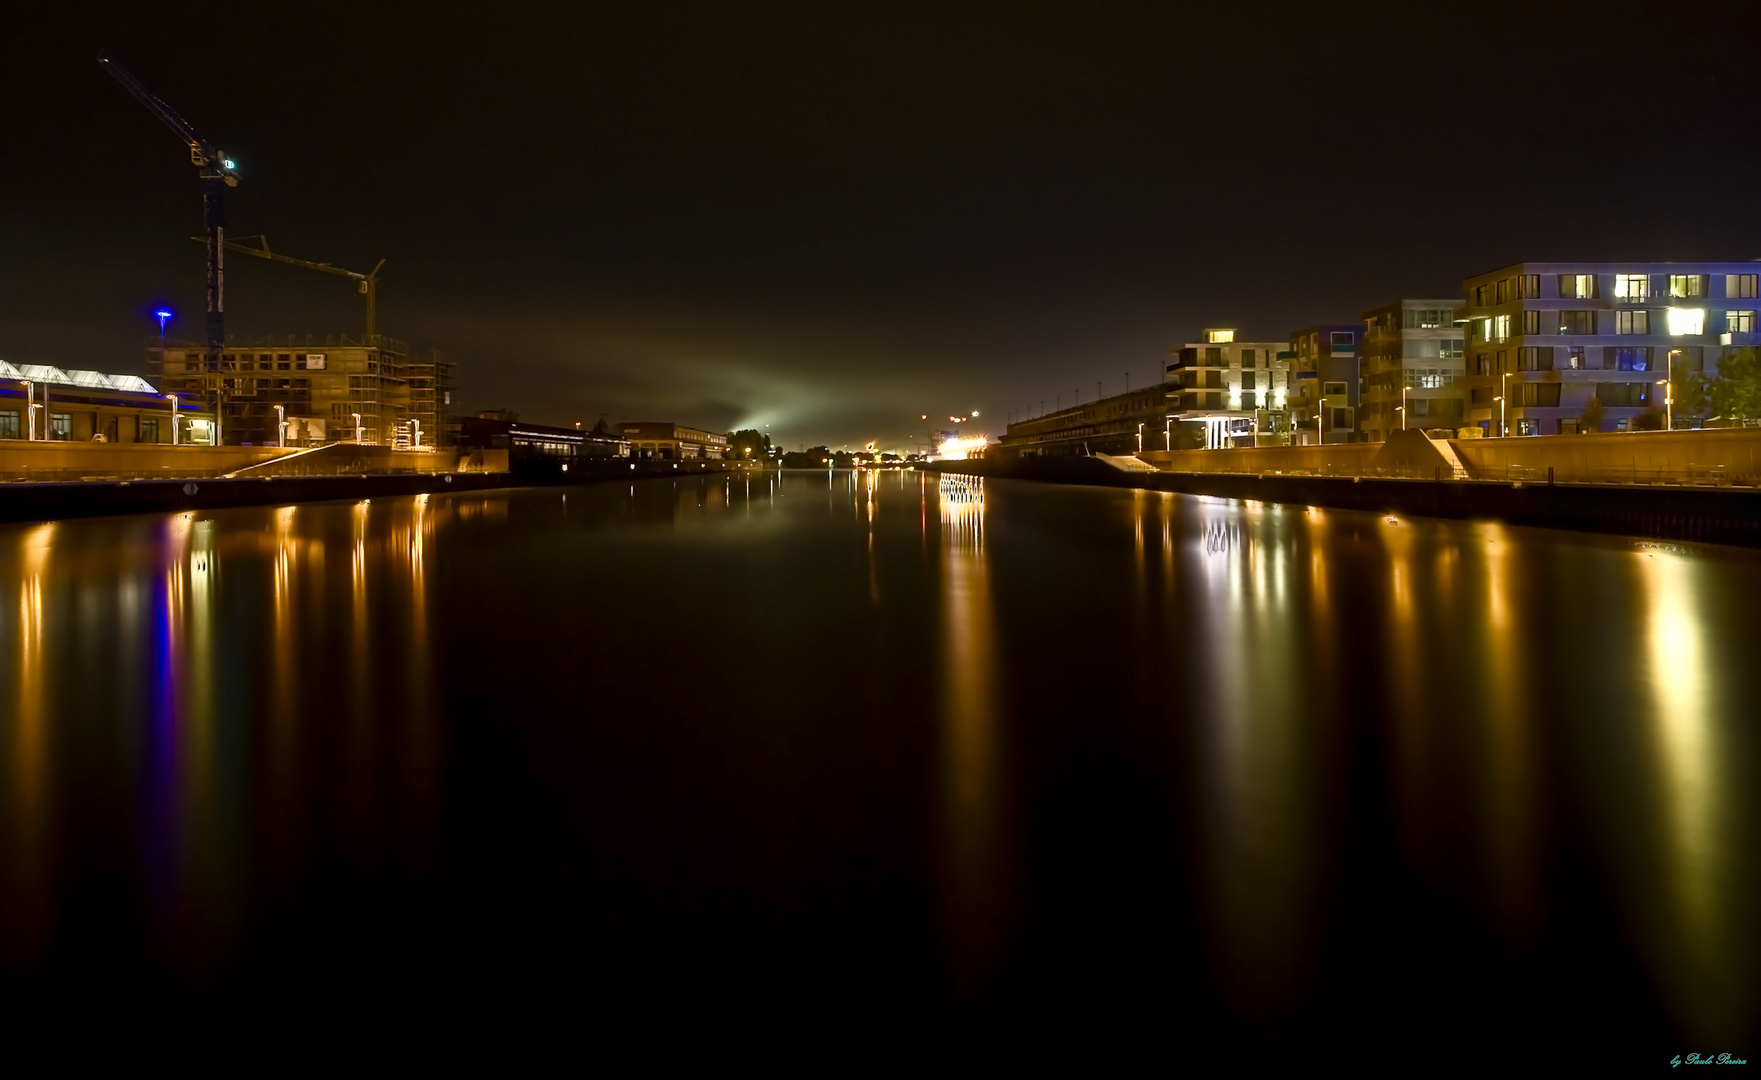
top-left (0, 471), bottom-right (1754, 1064)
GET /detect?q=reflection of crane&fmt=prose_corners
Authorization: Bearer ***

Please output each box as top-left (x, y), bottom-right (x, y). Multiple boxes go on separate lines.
top-left (195, 235), bottom-right (386, 340)
top-left (97, 50), bottom-right (239, 372)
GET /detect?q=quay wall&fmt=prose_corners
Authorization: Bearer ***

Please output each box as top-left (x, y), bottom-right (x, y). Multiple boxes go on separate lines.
top-left (1136, 427), bottom-right (1761, 485)
top-left (0, 457), bottom-right (753, 525)
top-left (938, 453), bottom-right (1761, 547)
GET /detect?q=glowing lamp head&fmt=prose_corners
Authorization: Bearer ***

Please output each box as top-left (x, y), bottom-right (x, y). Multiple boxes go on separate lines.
top-left (223, 158), bottom-right (236, 170)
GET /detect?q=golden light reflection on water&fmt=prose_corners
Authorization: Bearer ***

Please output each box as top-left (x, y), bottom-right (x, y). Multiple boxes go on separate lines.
top-left (1636, 548), bottom-right (1739, 1039)
top-left (1189, 501), bottom-right (1318, 1018)
top-left (3, 524), bottom-right (54, 963)
top-left (936, 475), bottom-right (1004, 996)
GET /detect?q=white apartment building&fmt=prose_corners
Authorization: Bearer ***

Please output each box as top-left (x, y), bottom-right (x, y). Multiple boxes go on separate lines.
top-left (1165, 329), bottom-right (1294, 448)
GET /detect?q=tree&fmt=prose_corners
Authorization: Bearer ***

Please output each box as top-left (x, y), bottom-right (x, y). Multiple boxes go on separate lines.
top-left (1579, 396), bottom-right (1604, 434)
top-left (1633, 407), bottom-right (1667, 431)
top-left (727, 428), bottom-right (772, 458)
top-left (1707, 346), bottom-right (1761, 421)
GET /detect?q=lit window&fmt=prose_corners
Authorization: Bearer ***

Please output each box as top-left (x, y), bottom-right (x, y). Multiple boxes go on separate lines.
top-left (1558, 274), bottom-right (1596, 299)
top-left (1492, 314), bottom-right (1512, 342)
top-left (1614, 274), bottom-right (1649, 300)
top-left (1668, 274), bottom-right (1707, 298)
top-left (1727, 274), bottom-right (1759, 299)
top-left (1206, 329), bottom-right (1235, 344)
top-left (1666, 307), bottom-right (1704, 336)
top-left (1728, 310), bottom-right (1756, 333)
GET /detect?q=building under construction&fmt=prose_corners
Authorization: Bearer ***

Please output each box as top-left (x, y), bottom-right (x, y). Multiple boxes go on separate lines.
top-left (146, 334), bottom-right (455, 447)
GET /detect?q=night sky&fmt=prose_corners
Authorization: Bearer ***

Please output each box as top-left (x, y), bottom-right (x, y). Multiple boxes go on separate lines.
top-left (6, 1), bottom-right (1760, 449)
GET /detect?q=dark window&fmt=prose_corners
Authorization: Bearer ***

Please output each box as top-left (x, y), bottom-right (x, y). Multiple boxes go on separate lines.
top-left (1558, 310), bottom-right (1596, 334)
top-left (1241, 349), bottom-right (1256, 366)
top-left (1521, 383), bottom-right (1562, 407)
top-left (1522, 310), bottom-right (1541, 335)
top-left (1518, 346), bottom-right (1554, 370)
top-left (1497, 349), bottom-right (1508, 373)
top-left (1729, 274), bottom-right (1760, 299)
top-left (1667, 346), bottom-right (1705, 372)
top-left (141, 418), bottom-right (160, 443)
top-left (1241, 371), bottom-right (1257, 390)
top-left (0, 411), bottom-right (18, 439)
top-left (1518, 274), bottom-right (1541, 299)
top-left (51, 413), bottom-right (71, 439)
top-left (1612, 346), bottom-right (1651, 371)
top-left (1240, 392), bottom-right (1256, 410)
top-left (1330, 331), bottom-right (1353, 345)
top-left (1205, 347), bottom-right (1222, 364)
top-left (1597, 381), bottom-right (1652, 407)
top-left (1615, 310), bottom-right (1650, 334)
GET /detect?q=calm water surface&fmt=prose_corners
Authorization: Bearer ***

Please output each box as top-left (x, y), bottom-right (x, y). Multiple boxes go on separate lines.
top-left (0, 472), bottom-right (1755, 1061)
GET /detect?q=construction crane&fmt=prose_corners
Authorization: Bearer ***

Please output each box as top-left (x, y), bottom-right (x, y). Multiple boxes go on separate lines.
top-left (195, 235), bottom-right (386, 341)
top-left (96, 50), bottom-right (240, 378)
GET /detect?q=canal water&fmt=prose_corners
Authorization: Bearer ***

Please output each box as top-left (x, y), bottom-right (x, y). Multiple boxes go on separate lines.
top-left (0, 471), bottom-right (1754, 1063)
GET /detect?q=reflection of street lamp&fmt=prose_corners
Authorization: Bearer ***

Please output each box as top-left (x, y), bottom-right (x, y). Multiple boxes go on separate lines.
top-left (1136, 422), bottom-right (1143, 454)
top-left (274, 404), bottom-right (285, 448)
top-left (411, 418), bottom-right (421, 449)
top-left (1164, 417), bottom-right (1171, 452)
top-left (352, 412), bottom-right (363, 443)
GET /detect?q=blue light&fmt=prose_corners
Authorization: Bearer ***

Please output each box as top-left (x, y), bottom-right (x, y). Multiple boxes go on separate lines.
top-left (223, 159), bottom-right (235, 169)
top-left (155, 309), bottom-right (172, 320)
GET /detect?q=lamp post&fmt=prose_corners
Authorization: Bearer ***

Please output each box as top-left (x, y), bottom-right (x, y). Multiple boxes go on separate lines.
top-left (1401, 383), bottom-right (1408, 431)
top-left (1501, 371), bottom-right (1510, 437)
top-left (1164, 417), bottom-right (1171, 452)
top-left (20, 380), bottom-right (33, 440)
top-left (1137, 422), bottom-right (1143, 454)
top-left (411, 418), bottom-right (421, 450)
top-left (167, 394), bottom-right (179, 445)
top-left (274, 404), bottom-right (286, 448)
top-left (1666, 348), bottom-right (1678, 430)
top-left (352, 412), bottom-right (363, 443)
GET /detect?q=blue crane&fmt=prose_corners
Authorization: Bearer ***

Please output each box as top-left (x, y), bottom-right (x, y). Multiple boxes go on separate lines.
top-left (97, 50), bottom-right (240, 411)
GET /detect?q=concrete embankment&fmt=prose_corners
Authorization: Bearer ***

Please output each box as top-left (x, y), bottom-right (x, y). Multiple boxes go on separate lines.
top-left (0, 458), bottom-right (746, 525)
top-left (936, 453), bottom-right (1761, 547)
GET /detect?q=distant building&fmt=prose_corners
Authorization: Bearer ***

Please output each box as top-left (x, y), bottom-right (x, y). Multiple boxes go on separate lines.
top-left (1460, 262), bottom-right (1759, 435)
top-left (1288, 324), bottom-right (1362, 444)
top-left (620, 423), bottom-right (728, 460)
top-left (1165, 329), bottom-right (1294, 448)
top-left (146, 335), bottom-right (456, 447)
top-left (0, 362), bottom-right (216, 444)
top-left (993, 386), bottom-right (1171, 458)
top-left (458, 415), bottom-right (628, 471)
top-left (1358, 301), bottom-right (1466, 442)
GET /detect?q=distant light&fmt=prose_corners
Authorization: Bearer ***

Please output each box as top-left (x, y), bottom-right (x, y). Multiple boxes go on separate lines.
top-left (971, 410), bottom-right (979, 417)
top-left (155, 308), bottom-right (172, 319)
top-left (223, 159), bottom-right (236, 169)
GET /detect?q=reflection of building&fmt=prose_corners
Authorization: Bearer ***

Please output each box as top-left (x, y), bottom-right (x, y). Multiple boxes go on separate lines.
top-left (619, 422), bottom-right (728, 460)
top-left (1288, 324), bottom-right (1362, 444)
top-left (146, 335), bottom-right (455, 447)
top-left (1358, 301), bottom-right (1465, 442)
top-left (993, 386), bottom-right (1170, 458)
top-left (0, 362), bottom-right (216, 444)
top-left (1460, 262), bottom-right (1758, 435)
top-left (1166, 329), bottom-right (1294, 448)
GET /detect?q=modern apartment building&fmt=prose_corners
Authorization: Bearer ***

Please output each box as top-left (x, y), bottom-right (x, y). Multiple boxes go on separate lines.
top-left (1358, 301), bottom-right (1466, 442)
top-left (1460, 262), bottom-right (1759, 435)
top-left (1165, 329), bottom-right (1294, 448)
top-left (1288, 324), bottom-right (1361, 444)
top-left (146, 335), bottom-right (456, 447)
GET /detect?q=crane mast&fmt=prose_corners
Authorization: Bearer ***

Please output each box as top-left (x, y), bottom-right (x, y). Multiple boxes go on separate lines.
top-left (97, 50), bottom-right (241, 433)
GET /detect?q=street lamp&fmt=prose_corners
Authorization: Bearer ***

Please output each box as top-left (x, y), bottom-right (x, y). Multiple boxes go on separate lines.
top-left (1500, 371), bottom-right (1510, 437)
top-left (1137, 422), bottom-right (1143, 454)
top-left (20, 379), bottom-right (33, 440)
top-left (1666, 349), bottom-right (1679, 430)
top-left (166, 394), bottom-right (180, 445)
top-left (274, 404), bottom-right (285, 448)
top-left (1401, 383), bottom-right (1408, 431)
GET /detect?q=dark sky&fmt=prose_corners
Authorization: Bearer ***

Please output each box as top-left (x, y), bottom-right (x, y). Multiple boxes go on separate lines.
top-left (5, 1), bottom-right (1760, 450)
